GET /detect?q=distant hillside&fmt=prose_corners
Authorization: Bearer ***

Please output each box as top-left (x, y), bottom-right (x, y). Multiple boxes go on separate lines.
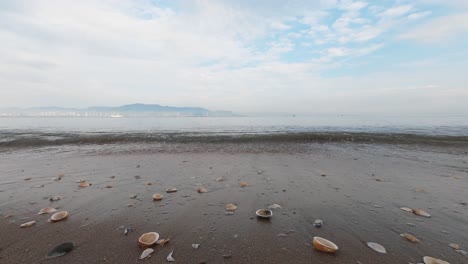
top-left (0, 104), bottom-right (236, 117)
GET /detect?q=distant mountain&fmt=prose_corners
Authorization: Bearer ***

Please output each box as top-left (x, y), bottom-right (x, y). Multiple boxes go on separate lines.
top-left (0, 104), bottom-right (237, 117)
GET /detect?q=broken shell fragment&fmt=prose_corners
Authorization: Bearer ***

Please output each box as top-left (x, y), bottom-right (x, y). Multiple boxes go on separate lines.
top-left (138, 232), bottom-right (160, 248)
top-left (50, 211), bottom-right (68, 222)
top-left (38, 207), bottom-right (57, 215)
top-left (197, 187), bottom-right (208, 193)
top-left (366, 242), bottom-right (386, 254)
top-left (225, 204), bottom-right (237, 211)
top-left (413, 208), bottom-right (431, 218)
top-left (240, 181), bottom-right (248, 187)
top-left (152, 194), bottom-right (163, 201)
top-left (448, 243), bottom-right (460, 250)
top-left (167, 250), bottom-right (175, 262)
top-left (192, 244), bottom-right (200, 249)
top-left (49, 196), bottom-right (61, 202)
top-left (47, 242), bottom-right (74, 258)
top-left (268, 204), bottom-right (281, 209)
top-left (423, 256), bottom-right (450, 264)
top-left (314, 219), bottom-right (324, 228)
top-left (139, 248), bottom-right (154, 260)
top-left (20, 221), bottom-right (36, 228)
top-left (156, 238), bottom-right (170, 247)
top-left (79, 182), bottom-right (91, 188)
top-left (400, 233), bottom-right (420, 243)
top-left (166, 188), bottom-right (177, 193)
top-left (256, 209), bottom-right (273, 218)
top-left (216, 177), bottom-right (224, 182)
top-left (313, 237), bottom-right (339, 253)
top-left (24, 177), bottom-right (32, 181)
top-left (400, 207), bottom-right (413, 213)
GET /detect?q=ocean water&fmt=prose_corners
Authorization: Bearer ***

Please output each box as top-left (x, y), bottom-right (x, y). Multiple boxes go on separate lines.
top-left (1, 116), bottom-right (468, 147)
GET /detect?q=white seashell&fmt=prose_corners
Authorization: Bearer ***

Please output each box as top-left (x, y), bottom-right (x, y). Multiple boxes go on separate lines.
top-left (400, 207), bottom-right (413, 213)
top-left (413, 208), bottom-right (431, 217)
top-left (139, 248), bottom-right (154, 260)
top-left (268, 204), bottom-right (281, 209)
top-left (50, 211), bottom-right (68, 222)
top-left (192, 244), bottom-right (200, 249)
top-left (423, 256), bottom-right (450, 264)
top-left (38, 207), bottom-right (57, 215)
top-left (167, 250), bottom-right (175, 262)
top-left (20, 221), bottom-right (36, 228)
top-left (366, 242), bottom-right (386, 254)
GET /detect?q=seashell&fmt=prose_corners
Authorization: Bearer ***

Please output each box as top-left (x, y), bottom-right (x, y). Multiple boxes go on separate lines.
top-left (152, 193), bottom-right (163, 201)
top-left (400, 233), bottom-right (420, 243)
top-left (413, 208), bottom-right (431, 218)
top-left (54, 173), bottom-right (64, 181)
top-left (47, 242), bottom-right (74, 258)
top-left (192, 244), bottom-right (200, 249)
top-left (216, 177), bottom-right (224, 182)
top-left (156, 238), bottom-right (170, 246)
top-left (166, 188), bottom-right (177, 193)
top-left (268, 204), bottom-right (281, 209)
top-left (312, 237), bottom-right (339, 253)
top-left (240, 181), bottom-right (248, 187)
top-left (105, 185), bottom-right (112, 188)
top-left (79, 182), bottom-right (90, 188)
top-left (138, 232), bottom-right (159, 248)
top-left (50, 211), bottom-right (68, 222)
top-left (413, 188), bottom-right (426, 193)
top-left (448, 243), bottom-right (460, 250)
top-left (197, 187), bottom-right (208, 193)
top-left (129, 194), bottom-right (137, 199)
top-left (366, 242), bottom-right (386, 254)
top-left (314, 219), bottom-right (324, 228)
top-left (38, 207), bottom-right (57, 215)
top-left (49, 196), bottom-right (62, 202)
top-left (24, 177), bottom-right (32, 181)
top-left (320, 173), bottom-right (326, 177)
top-left (139, 248), bottom-right (154, 260)
top-left (20, 221), bottom-right (36, 228)
top-left (400, 207), bottom-right (413, 213)
top-left (124, 227), bottom-right (134, 235)
top-left (423, 256), bottom-right (450, 264)
top-left (225, 204), bottom-right (237, 211)
top-left (256, 209), bottom-right (273, 218)
top-left (166, 250), bottom-right (175, 262)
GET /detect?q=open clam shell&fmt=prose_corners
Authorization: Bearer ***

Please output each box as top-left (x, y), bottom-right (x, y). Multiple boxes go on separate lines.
top-left (255, 209), bottom-right (273, 218)
top-left (50, 211), bottom-right (68, 222)
top-left (313, 237), bottom-right (339, 253)
top-left (138, 232), bottom-right (160, 248)
top-left (152, 193), bottom-right (163, 201)
top-left (225, 204), bottom-right (237, 211)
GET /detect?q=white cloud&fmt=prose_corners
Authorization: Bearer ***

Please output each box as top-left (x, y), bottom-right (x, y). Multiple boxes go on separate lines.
top-left (407, 11), bottom-right (432, 20)
top-left (0, 0), bottom-right (466, 114)
top-left (400, 13), bottom-right (468, 42)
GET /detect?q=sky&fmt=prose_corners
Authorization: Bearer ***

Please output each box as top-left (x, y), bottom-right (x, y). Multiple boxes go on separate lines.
top-left (0, 0), bottom-right (467, 115)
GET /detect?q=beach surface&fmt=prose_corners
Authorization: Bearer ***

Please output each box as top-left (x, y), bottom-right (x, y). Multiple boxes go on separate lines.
top-left (0, 142), bottom-right (467, 263)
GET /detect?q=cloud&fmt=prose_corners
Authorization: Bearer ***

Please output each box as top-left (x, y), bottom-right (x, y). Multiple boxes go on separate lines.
top-left (0, 0), bottom-right (467, 114)
top-left (400, 13), bottom-right (468, 42)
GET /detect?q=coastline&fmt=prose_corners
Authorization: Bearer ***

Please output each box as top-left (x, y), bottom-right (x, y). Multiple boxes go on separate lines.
top-left (0, 142), bottom-right (467, 263)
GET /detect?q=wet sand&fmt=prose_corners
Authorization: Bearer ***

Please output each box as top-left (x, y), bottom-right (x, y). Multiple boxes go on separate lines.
top-left (0, 143), bottom-right (467, 263)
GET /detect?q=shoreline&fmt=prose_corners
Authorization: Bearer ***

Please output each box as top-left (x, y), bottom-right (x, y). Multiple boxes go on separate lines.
top-left (1, 143), bottom-right (467, 263)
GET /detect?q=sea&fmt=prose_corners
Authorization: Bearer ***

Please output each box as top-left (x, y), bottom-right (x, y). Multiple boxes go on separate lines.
top-left (1, 115), bottom-right (468, 148)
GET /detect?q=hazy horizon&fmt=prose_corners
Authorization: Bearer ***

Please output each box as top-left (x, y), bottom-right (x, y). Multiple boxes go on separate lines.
top-left (1, 0), bottom-right (467, 115)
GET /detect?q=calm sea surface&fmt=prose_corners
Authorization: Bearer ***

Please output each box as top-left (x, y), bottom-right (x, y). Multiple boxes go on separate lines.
top-left (1, 116), bottom-right (468, 147)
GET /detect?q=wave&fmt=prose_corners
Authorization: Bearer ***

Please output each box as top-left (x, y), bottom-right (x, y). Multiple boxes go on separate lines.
top-left (1, 131), bottom-right (468, 148)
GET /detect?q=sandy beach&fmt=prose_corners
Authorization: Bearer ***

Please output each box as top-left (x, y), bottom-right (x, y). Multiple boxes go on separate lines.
top-left (0, 142), bottom-right (467, 264)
